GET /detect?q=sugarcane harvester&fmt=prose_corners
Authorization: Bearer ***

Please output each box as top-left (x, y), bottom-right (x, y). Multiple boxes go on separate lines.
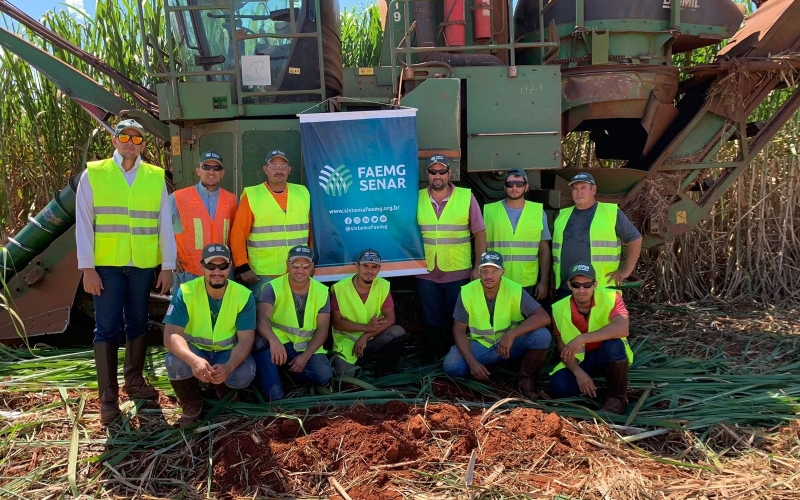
top-left (0, 0), bottom-right (799, 340)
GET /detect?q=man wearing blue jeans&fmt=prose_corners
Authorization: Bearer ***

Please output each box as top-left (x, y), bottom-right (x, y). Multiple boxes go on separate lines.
top-left (443, 251), bottom-right (552, 399)
top-left (252, 245), bottom-right (332, 400)
top-left (75, 119), bottom-right (176, 425)
top-left (163, 244), bottom-right (256, 426)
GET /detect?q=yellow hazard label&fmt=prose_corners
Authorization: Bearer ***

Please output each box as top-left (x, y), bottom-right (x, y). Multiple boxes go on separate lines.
top-left (676, 210), bottom-right (687, 225)
top-left (288, 67), bottom-right (301, 75)
top-left (358, 67), bottom-right (375, 76)
top-left (171, 136), bottom-right (181, 156)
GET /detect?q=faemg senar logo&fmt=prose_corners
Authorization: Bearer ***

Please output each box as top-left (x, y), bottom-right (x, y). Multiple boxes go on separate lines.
top-left (319, 165), bottom-right (353, 196)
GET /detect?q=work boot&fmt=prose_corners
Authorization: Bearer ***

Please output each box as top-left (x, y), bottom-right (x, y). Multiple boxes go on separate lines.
top-left (170, 377), bottom-right (204, 427)
top-left (94, 342), bottom-right (120, 426)
top-left (600, 360), bottom-right (629, 415)
top-left (518, 349), bottom-right (549, 400)
top-left (122, 334), bottom-right (159, 399)
top-left (374, 335), bottom-right (409, 377)
top-left (215, 383), bottom-right (238, 401)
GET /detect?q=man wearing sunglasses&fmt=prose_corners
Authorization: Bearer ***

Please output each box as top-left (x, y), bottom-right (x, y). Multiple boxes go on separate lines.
top-left (230, 150), bottom-right (310, 295)
top-left (251, 245), bottom-right (332, 400)
top-left (75, 119), bottom-right (176, 425)
top-left (329, 249), bottom-right (409, 378)
top-left (170, 150), bottom-right (237, 296)
top-left (163, 244), bottom-right (256, 427)
top-left (549, 262), bottom-right (633, 414)
top-left (443, 251), bottom-right (551, 399)
top-left (417, 154), bottom-right (487, 360)
top-left (552, 172), bottom-right (642, 299)
top-left (483, 168), bottom-right (551, 301)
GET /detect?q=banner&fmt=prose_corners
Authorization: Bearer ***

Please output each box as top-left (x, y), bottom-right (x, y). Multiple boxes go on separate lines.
top-left (300, 109), bottom-right (426, 282)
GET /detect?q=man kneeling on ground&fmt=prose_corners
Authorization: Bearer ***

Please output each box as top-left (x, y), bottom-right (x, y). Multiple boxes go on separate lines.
top-left (163, 244), bottom-right (256, 427)
top-left (330, 249), bottom-right (409, 378)
top-left (252, 245), bottom-right (333, 400)
top-left (443, 251), bottom-right (551, 398)
top-left (549, 262), bottom-right (633, 414)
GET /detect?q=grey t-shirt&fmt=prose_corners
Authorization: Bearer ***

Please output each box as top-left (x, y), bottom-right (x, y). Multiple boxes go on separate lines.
top-left (503, 200), bottom-right (552, 240)
top-left (260, 283), bottom-right (331, 328)
top-left (558, 202), bottom-right (641, 288)
top-left (453, 288), bottom-right (541, 325)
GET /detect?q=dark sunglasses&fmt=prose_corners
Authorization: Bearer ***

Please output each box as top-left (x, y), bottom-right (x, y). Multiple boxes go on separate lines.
top-left (569, 280), bottom-right (595, 289)
top-left (200, 164), bottom-right (223, 171)
top-left (117, 133), bottom-right (144, 145)
top-left (427, 168), bottom-right (449, 176)
top-left (203, 261), bottom-right (231, 271)
top-left (505, 181), bottom-right (527, 188)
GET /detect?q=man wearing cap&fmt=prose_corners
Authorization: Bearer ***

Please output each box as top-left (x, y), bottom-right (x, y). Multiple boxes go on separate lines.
top-left (163, 244), bottom-right (256, 426)
top-left (170, 150), bottom-right (237, 296)
top-left (549, 262), bottom-right (633, 414)
top-left (230, 150), bottom-right (310, 294)
top-left (329, 249), bottom-right (409, 378)
top-left (251, 245), bottom-right (332, 400)
top-left (417, 154), bottom-right (487, 359)
top-left (443, 251), bottom-right (551, 399)
top-left (552, 172), bottom-right (642, 298)
top-left (483, 168), bottom-right (551, 300)
top-left (75, 119), bottom-right (176, 425)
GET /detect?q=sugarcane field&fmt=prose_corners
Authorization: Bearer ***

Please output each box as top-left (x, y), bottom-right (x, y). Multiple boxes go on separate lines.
top-left (1, 0), bottom-right (800, 498)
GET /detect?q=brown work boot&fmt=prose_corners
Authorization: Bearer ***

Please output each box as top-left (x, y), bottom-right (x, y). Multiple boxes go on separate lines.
top-left (170, 378), bottom-right (204, 428)
top-left (94, 342), bottom-right (120, 426)
top-left (122, 334), bottom-right (159, 399)
top-left (600, 360), bottom-right (629, 415)
top-left (374, 334), bottom-right (409, 377)
top-left (214, 383), bottom-right (238, 401)
top-left (518, 349), bottom-right (549, 400)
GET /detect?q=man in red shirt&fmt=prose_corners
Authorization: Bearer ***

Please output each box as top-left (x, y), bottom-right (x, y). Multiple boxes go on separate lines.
top-left (549, 262), bottom-right (633, 414)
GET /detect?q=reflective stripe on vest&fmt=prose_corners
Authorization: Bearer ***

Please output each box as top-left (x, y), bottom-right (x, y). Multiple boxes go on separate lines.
top-left (552, 202), bottom-right (621, 289)
top-left (484, 200), bottom-right (544, 287)
top-left (245, 183), bottom-right (310, 276)
top-left (181, 277), bottom-right (252, 352)
top-left (174, 186), bottom-right (237, 276)
top-left (417, 187), bottom-right (472, 272)
top-left (269, 273), bottom-right (328, 354)
top-left (330, 275), bottom-right (390, 364)
top-left (87, 158), bottom-right (164, 268)
top-left (461, 277), bottom-right (524, 348)
top-left (550, 289), bottom-right (633, 375)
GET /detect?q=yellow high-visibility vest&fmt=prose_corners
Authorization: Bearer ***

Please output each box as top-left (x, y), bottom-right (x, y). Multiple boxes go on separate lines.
top-left (461, 277), bottom-right (524, 348)
top-left (417, 187), bottom-right (472, 272)
top-left (181, 277), bottom-right (251, 352)
top-left (268, 273), bottom-right (328, 354)
top-left (330, 275), bottom-right (390, 364)
top-left (550, 288), bottom-right (633, 375)
top-left (484, 200), bottom-right (544, 286)
top-left (87, 158), bottom-right (164, 268)
top-left (245, 183), bottom-right (310, 276)
top-left (552, 202), bottom-right (621, 288)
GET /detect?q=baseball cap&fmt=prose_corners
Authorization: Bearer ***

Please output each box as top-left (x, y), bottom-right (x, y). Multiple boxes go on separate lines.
top-left (201, 244), bottom-right (231, 263)
top-left (568, 172), bottom-right (596, 186)
top-left (357, 249), bottom-right (381, 265)
top-left (567, 261), bottom-right (596, 281)
top-left (266, 149), bottom-right (290, 164)
top-left (114, 119), bottom-right (145, 136)
top-left (199, 150), bottom-right (223, 167)
top-left (479, 251), bottom-right (504, 269)
top-left (287, 245), bottom-right (314, 263)
top-left (505, 168), bottom-right (528, 183)
top-left (427, 155), bottom-right (450, 169)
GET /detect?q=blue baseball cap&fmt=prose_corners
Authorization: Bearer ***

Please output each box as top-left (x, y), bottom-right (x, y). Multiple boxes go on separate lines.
top-left (479, 251), bottom-right (504, 269)
top-left (427, 155), bottom-right (450, 169)
top-left (568, 262), bottom-right (596, 280)
top-left (199, 150), bottom-right (223, 167)
top-left (568, 172), bottom-right (596, 186)
top-left (287, 245), bottom-right (314, 263)
top-left (266, 149), bottom-right (290, 163)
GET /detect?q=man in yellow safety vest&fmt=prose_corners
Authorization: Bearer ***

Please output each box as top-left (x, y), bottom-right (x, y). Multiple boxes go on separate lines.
top-left (330, 249), bottom-right (409, 378)
top-left (163, 244), bottom-right (256, 427)
top-left (75, 119), bottom-right (176, 425)
top-left (252, 245), bottom-right (332, 400)
top-left (549, 262), bottom-right (633, 414)
top-left (484, 168), bottom-right (551, 300)
top-left (443, 251), bottom-right (552, 399)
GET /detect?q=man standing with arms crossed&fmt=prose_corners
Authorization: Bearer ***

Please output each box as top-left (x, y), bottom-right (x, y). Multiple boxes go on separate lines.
top-left (417, 155), bottom-right (486, 360)
top-left (230, 150), bottom-right (310, 294)
top-left (171, 150), bottom-right (237, 296)
top-left (483, 168), bottom-right (551, 300)
top-left (75, 119), bottom-right (175, 425)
